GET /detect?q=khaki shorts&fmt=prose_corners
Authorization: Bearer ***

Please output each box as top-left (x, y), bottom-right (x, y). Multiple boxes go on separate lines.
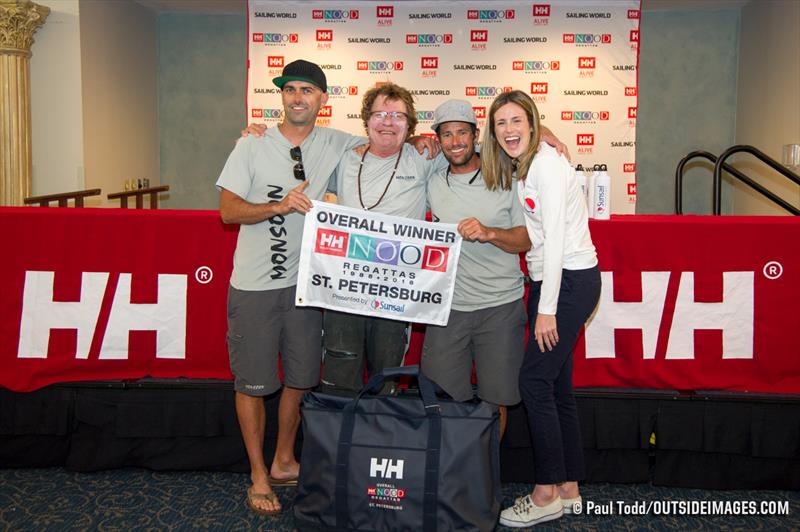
top-left (421, 299), bottom-right (526, 405)
top-left (227, 285), bottom-right (322, 396)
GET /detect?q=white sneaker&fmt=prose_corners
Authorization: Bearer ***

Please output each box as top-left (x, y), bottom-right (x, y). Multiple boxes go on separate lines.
top-left (515, 493), bottom-right (582, 514)
top-left (561, 496), bottom-right (582, 514)
top-left (499, 495), bottom-right (564, 528)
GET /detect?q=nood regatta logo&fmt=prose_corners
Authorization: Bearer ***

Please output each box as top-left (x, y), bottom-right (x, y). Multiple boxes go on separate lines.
top-left (312, 9), bottom-right (358, 21)
top-left (416, 110), bottom-right (435, 122)
top-left (563, 33), bottom-right (611, 45)
top-left (513, 60), bottom-right (559, 72)
top-left (466, 85), bottom-right (511, 98)
top-left (406, 33), bottom-right (453, 46)
top-left (468, 9), bottom-right (515, 21)
top-left (252, 32), bottom-right (298, 44)
top-left (357, 60), bottom-right (404, 72)
top-left (327, 85), bottom-right (358, 97)
top-left (251, 108), bottom-right (282, 119)
top-left (17, 271), bottom-right (188, 360)
top-left (315, 228), bottom-right (449, 272)
top-left (561, 111), bottom-right (609, 122)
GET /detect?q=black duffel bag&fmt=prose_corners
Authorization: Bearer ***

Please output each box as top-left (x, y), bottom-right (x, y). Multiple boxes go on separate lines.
top-left (294, 365), bottom-right (501, 532)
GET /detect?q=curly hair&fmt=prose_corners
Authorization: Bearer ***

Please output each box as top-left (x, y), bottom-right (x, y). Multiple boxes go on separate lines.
top-left (360, 82), bottom-right (418, 137)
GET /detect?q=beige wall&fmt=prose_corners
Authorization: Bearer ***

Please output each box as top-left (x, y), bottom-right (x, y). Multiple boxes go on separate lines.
top-left (79, 0), bottom-right (158, 207)
top-left (733, 0), bottom-right (800, 215)
top-left (30, 0), bottom-right (85, 197)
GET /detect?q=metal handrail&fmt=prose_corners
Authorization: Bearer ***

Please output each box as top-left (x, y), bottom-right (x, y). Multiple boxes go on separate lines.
top-left (675, 147), bottom-right (800, 215)
top-left (712, 145), bottom-right (800, 215)
top-left (675, 151), bottom-right (717, 214)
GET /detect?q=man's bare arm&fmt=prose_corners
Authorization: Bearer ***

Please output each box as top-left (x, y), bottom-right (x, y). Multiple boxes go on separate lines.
top-left (457, 219), bottom-right (531, 253)
top-left (219, 182), bottom-right (312, 225)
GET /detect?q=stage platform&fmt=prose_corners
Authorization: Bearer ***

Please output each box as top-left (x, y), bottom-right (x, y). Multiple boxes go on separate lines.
top-left (2, 382), bottom-right (798, 490)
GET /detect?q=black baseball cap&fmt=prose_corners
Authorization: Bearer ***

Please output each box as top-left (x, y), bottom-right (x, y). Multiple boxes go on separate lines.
top-left (272, 60), bottom-right (327, 92)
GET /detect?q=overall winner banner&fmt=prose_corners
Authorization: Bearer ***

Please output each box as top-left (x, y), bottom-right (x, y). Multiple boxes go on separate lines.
top-left (296, 201), bottom-right (462, 325)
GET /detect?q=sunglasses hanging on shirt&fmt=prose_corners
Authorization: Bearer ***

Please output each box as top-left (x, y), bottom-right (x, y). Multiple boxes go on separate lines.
top-left (290, 146), bottom-right (306, 181)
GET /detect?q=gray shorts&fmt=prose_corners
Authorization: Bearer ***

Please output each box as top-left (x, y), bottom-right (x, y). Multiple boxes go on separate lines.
top-left (421, 299), bottom-right (526, 405)
top-left (227, 285), bottom-right (322, 396)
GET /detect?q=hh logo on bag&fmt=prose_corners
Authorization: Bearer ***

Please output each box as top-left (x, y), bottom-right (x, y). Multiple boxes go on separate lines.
top-left (370, 458), bottom-right (404, 479)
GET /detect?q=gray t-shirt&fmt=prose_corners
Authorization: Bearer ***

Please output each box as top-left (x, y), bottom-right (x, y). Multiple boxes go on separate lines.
top-left (333, 143), bottom-right (436, 219)
top-left (216, 127), bottom-right (362, 291)
top-left (427, 167), bottom-right (526, 311)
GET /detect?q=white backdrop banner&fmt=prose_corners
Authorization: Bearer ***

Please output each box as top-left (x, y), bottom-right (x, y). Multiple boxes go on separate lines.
top-left (248, 0), bottom-right (641, 213)
top-left (296, 201), bottom-right (462, 325)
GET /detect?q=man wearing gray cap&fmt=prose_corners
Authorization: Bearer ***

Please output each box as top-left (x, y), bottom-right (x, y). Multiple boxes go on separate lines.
top-left (216, 59), bottom-right (368, 516)
top-left (422, 99), bottom-right (531, 436)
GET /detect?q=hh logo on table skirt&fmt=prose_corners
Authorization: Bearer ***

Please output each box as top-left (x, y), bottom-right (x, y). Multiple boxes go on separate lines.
top-left (17, 271), bottom-right (187, 360)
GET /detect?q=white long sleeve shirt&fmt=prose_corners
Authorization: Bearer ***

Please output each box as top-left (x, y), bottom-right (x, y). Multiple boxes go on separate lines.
top-left (517, 142), bottom-right (597, 315)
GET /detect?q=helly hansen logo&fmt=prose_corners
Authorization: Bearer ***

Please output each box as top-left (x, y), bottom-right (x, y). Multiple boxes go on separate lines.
top-left (421, 57), bottom-right (439, 68)
top-left (631, 30), bottom-right (639, 42)
top-left (17, 271), bottom-right (187, 360)
top-left (316, 30), bottom-right (333, 41)
top-left (370, 457), bottom-right (404, 479)
top-left (577, 134), bottom-right (595, 146)
top-left (625, 86), bottom-right (637, 96)
top-left (376, 5), bottom-right (393, 17)
top-left (533, 4), bottom-right (550, 16)
top-left (624, 163), bottom-right (636, 173)
top-left (316, 229), bottom-right (348, 256)
top-left (578, 57), bottom-right (596, 69)
top-left (585, 271), bottom-right (754, 359)
top-left (530, 82), bottom-right (548, 94)
top-left (267, 56), bottom-right (284, 67)
top-left (473, 107), bottom-right (486, 119)
top-left (471, 30), bottom-right (488, 42)
top-left (629, 107), bottom-right (637, 119)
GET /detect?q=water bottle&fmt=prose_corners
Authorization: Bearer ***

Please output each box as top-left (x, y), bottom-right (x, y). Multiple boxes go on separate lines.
top-left (575, 164), bottom-right (587, 197)
top-left (594, 164), bottom-right (611, 220)
top-left (586, 164), bottom-right (598, 219)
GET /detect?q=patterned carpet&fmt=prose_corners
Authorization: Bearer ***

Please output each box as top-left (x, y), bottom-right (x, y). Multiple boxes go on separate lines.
top-left (1, 468), bottom-right (797, 531)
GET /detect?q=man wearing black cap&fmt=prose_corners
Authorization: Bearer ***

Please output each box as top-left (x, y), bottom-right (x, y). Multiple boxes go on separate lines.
top-left (422, 99), bottom-right (531, 438)
top-left (215, 59), bottom-right (367, 516)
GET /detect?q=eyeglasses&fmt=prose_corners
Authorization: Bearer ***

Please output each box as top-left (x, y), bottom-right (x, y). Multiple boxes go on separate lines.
top-left (368, 111), bottom-right (408, 123)
top-left (290, 146), bottom-right (305, 180)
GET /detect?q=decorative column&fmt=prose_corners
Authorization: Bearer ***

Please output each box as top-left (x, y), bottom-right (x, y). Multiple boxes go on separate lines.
top-left (0, 0), bottom-right (49, 206)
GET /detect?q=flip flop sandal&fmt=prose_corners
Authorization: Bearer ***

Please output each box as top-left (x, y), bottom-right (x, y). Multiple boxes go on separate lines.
top-left (246, 486), bottom-right (281, 516)
top-left (268, 475), bottom-right (298, 487)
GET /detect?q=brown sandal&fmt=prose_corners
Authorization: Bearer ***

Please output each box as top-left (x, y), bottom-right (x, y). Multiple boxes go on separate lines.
top-left (246, 486), bottom-right (281, 516)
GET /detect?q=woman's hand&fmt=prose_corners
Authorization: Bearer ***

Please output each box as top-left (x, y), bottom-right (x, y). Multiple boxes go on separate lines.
top-left (534, 313), bottom-right (559, 352)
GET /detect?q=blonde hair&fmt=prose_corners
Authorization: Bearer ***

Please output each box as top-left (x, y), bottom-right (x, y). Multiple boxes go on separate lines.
top-left (360, 82), bottom-right (418, 137)
top-left (481, 90), bottom-right (541, 191)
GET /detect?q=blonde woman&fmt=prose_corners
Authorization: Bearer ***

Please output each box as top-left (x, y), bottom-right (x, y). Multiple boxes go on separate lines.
top-left (483, 90), bottom-right (600, 527)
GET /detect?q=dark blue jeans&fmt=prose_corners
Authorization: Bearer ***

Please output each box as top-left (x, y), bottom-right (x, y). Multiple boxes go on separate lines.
top-left (520, 266), bottom-right (601, 485)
